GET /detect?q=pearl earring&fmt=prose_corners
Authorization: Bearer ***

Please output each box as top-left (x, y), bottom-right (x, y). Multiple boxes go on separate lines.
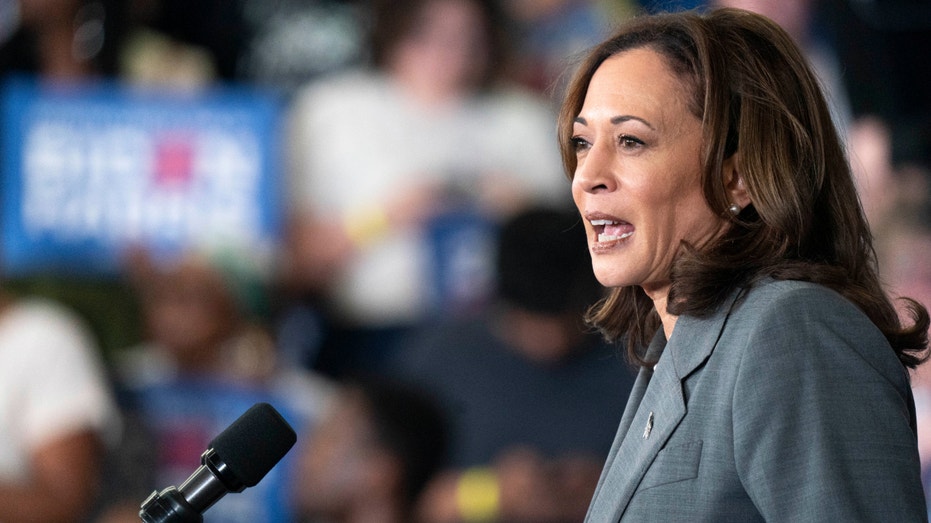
top-left (727, 203), bottom-right (741, 215)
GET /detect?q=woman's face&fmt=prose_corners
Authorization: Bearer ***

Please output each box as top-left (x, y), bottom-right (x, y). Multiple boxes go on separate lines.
top-left (142, 261), bottom-right (236, 359)
top-left (571, 48), bottom-right (726, 295)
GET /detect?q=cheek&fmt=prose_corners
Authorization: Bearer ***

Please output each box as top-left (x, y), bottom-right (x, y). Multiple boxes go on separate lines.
top-left (670, 205), bottom-right (726, 255)
top-left (570, 178), bottom-right (584, 207)
top-left (647, 169), bottom-right (714, 239)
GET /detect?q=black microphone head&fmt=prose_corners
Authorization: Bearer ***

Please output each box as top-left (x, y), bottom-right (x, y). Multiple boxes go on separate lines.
top-left (209, 402), bottom-right (297, 488)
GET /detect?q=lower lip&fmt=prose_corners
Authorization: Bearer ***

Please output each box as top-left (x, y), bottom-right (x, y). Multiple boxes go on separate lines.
top-left (590, 233), bottom-right (632, 254)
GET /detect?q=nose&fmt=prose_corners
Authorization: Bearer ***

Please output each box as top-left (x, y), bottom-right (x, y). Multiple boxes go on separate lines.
top-left (572, 143), bottom-right (616, 194)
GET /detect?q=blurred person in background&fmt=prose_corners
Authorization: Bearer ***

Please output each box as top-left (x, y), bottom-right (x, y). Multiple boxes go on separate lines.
top-left (847, 116), bottom-right (931, 260)
top-left (0, 287), bottom-right (119, 522)
top-left (112, 0), bottom-right (366, 95)
top-left (290, 378), bottom-right (448, 523)
top-left (114, 246), bottom-right (283, 386)
top-left (94, 246), bottom-right (334, 523)
top-left (830, 0), bottom-right (931, 179)
top-left (711, 0), bottom-right (931, 238)
top-left (878, 204), bottom-right (931, 518)
top-left (0, 0), bottom-right (100, 80)
top-left (499, 0), bottom-right (632, 96)
top-left (281, 0), bottom-right (570, 379)
top-left (393, 205), bottom-right (636, 523)
top-left (712, 0), bottom-right (853, 138)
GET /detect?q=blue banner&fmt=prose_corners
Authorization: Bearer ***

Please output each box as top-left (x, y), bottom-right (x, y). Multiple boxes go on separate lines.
top-left (0, 76), bottom-right (283, 276)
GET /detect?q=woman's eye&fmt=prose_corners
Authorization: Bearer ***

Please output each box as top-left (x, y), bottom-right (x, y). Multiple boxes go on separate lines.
top-left (571, 136), bottom-right (591, 151)
top-left (619, 135), bottom-right (644, 149)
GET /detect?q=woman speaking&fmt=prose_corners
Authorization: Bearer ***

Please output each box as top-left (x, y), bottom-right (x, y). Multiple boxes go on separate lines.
top-left (559, 7), bottom-right (930, 522)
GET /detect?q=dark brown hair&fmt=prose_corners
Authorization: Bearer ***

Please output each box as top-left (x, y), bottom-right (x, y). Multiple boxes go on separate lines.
top-left (366, 0), bottom-right (511, 90)
top-left (557, 8), bottom-right (929, 368)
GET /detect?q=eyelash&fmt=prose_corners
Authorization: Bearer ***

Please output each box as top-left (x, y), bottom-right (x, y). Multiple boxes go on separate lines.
top-left (570, 134), bottom-right (645, 152)
top-left (570, 136), bottom-right (590, 151)
top-left (618, 135), bottom-right (644, 148)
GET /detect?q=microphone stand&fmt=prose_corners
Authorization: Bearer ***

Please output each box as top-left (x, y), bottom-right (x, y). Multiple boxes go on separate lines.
top-left (139, 487), bottom-right (201, 523)
top-left (139, 448), bottom-right (242, 523)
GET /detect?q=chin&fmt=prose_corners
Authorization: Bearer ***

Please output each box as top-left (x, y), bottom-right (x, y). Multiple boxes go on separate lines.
top-left (592, 271), bottom-right (632, 289)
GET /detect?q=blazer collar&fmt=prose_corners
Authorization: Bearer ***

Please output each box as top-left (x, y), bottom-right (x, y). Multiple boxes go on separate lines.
top-left (585, 287), bottom-right (745, 522)
top-left (666, 286), bottom-right (743, 381)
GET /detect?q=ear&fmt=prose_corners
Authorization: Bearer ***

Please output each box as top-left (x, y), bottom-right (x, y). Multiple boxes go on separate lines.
top-left (723, 153), bottom-right (751, 209)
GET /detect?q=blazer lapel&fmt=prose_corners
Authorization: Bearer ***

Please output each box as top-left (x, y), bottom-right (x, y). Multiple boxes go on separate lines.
top-left (586, 333), bottom-right (665, 521)
top-left (615, 332), bottom-right (666, 447)
top-left (586, 290), bottom-right (743, 522)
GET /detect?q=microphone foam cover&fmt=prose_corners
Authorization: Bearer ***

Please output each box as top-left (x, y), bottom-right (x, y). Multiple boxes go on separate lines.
top-left (210, 402), bottom-right (297, 487)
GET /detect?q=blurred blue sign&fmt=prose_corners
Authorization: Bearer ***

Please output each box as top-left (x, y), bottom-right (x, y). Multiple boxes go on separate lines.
top-left (0, 76), bottom-right (283, 276)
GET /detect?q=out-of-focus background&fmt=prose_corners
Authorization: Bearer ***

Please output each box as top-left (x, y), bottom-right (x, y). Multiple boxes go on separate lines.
top-left (0, 1), bottom-right (929, 522)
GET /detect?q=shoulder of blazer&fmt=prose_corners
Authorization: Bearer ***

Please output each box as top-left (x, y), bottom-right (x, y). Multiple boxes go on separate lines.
top-left (670, 278), bottom-right (883, 381)
top-left (731, 279), bottom-right (874, 337)
top-left (725, 278), bottom-right (908, 390)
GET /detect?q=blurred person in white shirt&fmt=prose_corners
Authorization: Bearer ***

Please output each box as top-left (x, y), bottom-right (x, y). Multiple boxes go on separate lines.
top-left (0, 292), bottom-right (118, 522)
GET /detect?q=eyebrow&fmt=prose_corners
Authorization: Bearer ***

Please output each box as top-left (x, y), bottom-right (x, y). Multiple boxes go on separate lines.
top-left (574, 115), bottom-right (656, 130)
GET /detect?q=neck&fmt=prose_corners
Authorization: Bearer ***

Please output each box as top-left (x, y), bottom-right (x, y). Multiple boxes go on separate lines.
top-left (397, 74), bottom-right (465, 108)
top-left (643, 283), bottom-right (677, 340)
top-left (386, 57), bottom-right (470, 109)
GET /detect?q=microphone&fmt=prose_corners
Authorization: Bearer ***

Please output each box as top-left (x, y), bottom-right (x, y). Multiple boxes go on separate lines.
top-left (139, 402), bottom-right (297, 523)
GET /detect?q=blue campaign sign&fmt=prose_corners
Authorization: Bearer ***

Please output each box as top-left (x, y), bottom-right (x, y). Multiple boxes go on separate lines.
top-left (0, 76), bottom-right (284, 277)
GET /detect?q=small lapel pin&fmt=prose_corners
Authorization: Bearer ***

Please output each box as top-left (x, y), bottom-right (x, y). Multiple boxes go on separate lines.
top-left (643, 411), bottom-right (654, 439)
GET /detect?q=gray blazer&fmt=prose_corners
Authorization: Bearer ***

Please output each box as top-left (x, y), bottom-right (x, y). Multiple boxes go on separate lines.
top-left (585, 279), bottom-right (927, 522)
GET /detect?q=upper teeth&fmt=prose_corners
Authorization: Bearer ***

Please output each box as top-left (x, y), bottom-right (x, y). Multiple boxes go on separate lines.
top-left (591, 219), bottom-right (618, 226)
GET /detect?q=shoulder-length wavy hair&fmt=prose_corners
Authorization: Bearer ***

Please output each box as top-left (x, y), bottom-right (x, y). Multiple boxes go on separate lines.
top-left (557, 8), bottom-right (929, 369)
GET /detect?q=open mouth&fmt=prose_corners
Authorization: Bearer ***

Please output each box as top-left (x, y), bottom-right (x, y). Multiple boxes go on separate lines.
top-left (591, 219), bottom-right (634, 243)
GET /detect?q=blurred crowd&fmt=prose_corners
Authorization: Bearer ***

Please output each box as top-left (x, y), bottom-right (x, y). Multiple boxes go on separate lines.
top-left (1, 0), bottom-right (929, 522)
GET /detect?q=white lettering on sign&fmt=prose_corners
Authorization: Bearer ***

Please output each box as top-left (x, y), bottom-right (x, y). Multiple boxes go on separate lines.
top-left (20, 119), bottom-right (265, 250)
